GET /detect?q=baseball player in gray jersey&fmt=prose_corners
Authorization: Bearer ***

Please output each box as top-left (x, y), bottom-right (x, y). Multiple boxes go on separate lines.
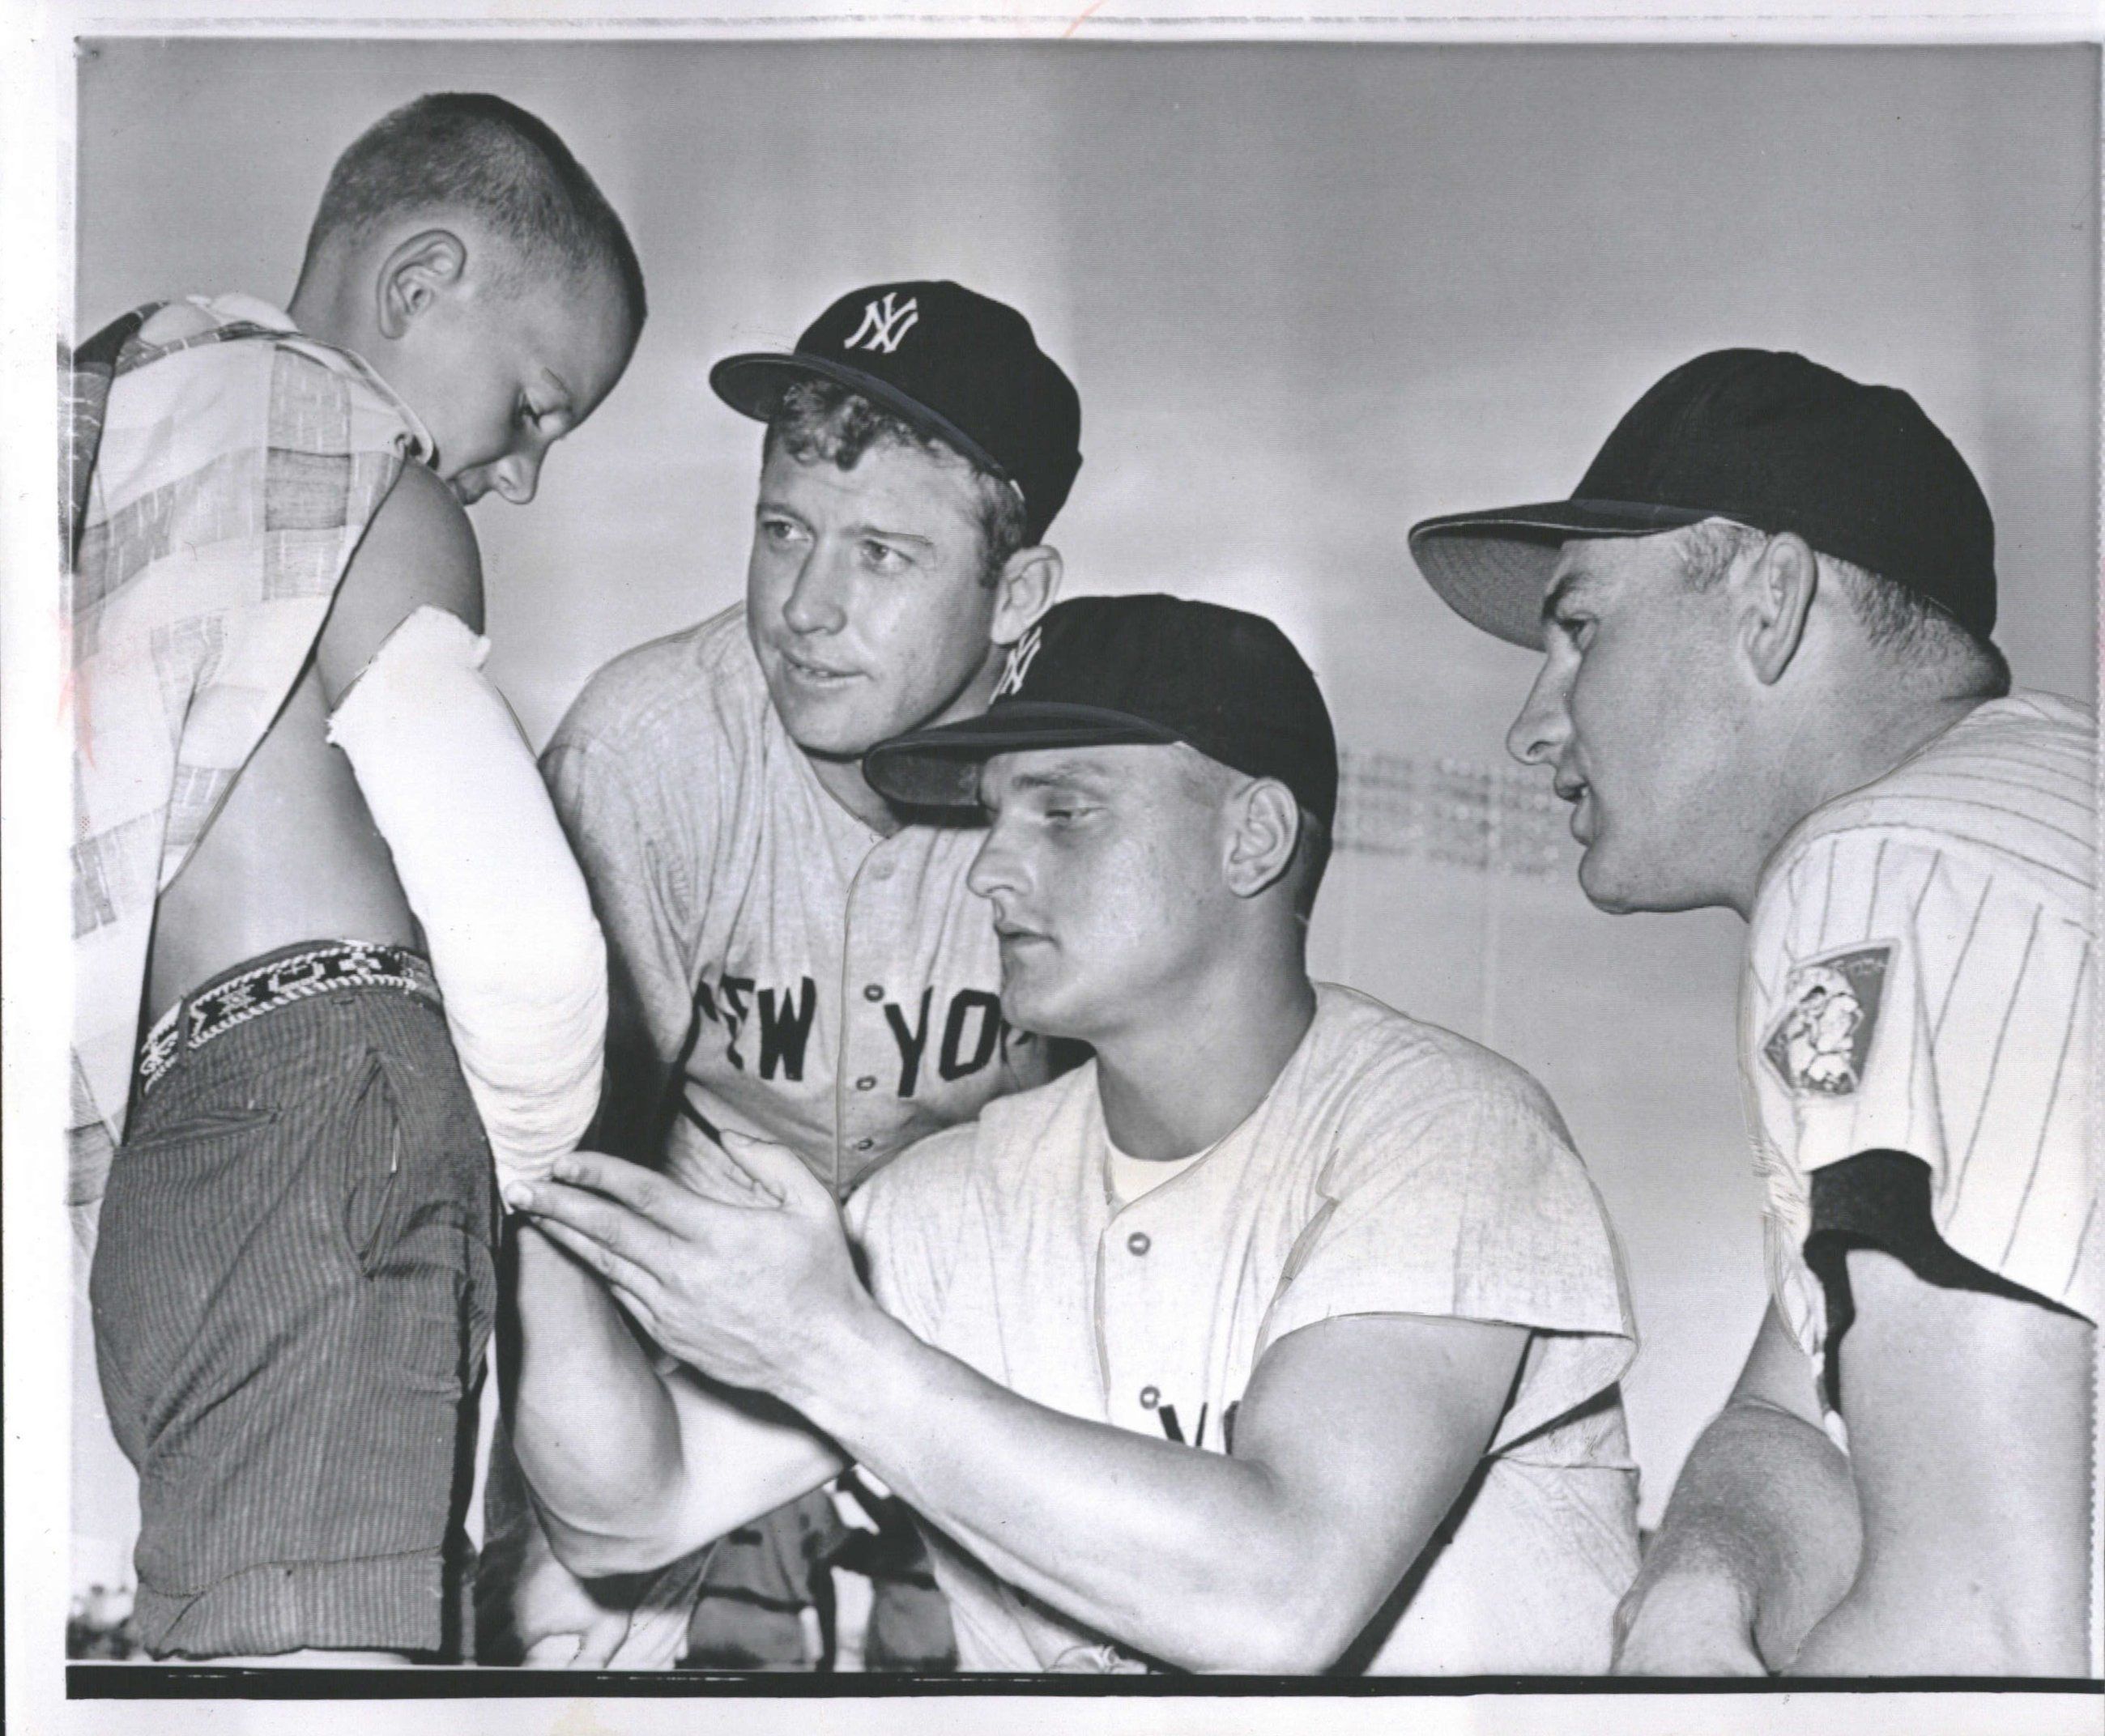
top-left (1410, 349), bottom-right (2096, 1676)
top-left (486, 281), bottom-right (1080, 1669)
top-left (505, 594), bottom-right (1643, 1674)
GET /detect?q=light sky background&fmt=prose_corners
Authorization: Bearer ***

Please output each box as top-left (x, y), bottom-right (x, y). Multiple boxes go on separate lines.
top-left (71, 37), bottom-right (2099, 1552)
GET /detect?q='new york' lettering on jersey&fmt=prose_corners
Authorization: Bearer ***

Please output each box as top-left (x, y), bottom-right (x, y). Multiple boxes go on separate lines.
top-left (693, 974), bottom-right (1020, 1093)
top-left (1741, 691), bottom-right (2099, 1404)
top-left (542, 605), bottom-right (1052, 1199)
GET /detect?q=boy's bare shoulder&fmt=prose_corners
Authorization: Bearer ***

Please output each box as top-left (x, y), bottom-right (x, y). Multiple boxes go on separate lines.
top-left (316, 462), bottom-right (484, 702)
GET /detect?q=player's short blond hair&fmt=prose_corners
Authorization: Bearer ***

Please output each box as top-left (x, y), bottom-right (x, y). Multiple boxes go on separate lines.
top-left (765, 378), bottom-right (1029, 587)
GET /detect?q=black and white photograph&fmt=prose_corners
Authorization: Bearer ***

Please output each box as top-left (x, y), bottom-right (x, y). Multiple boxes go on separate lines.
top-left (4, 4), bottom-right (2100, 1732)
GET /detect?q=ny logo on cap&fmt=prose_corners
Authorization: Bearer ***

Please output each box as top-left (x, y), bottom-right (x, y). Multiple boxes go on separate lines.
top-left (992, 623), bottom-right (1043, 700)
top-left (845, 292), bottom-right (920, 355)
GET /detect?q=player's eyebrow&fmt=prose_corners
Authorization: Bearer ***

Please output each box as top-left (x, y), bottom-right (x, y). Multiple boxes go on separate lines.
top-left (1540, 568), bottom-right (1602, 624)
top-left (538, 368), bottom-right (576, 412)
top-left (1007, 759), bottom-right (1119, 794)
top-left (750, 491), bottom-right (936, 551)
top-left (846, 524), bottom-right (936, 551)
top-left (982, 757), bottom-right (1120, 805)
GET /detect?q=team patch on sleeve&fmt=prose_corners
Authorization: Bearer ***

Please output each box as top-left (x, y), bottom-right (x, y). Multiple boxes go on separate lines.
top-left (1763, 946), bottom-right (1891, 1098)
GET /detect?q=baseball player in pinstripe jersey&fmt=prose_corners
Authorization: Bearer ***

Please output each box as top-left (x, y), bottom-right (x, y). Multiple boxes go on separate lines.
top-left (1411, 348), bottom-right (2096, 1677)
top-left (486, 281), bottom-right (1080, 1669)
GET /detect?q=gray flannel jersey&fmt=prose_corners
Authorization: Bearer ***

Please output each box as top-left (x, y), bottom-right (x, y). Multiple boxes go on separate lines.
top-left (540, 605), bottom-right (1055, 1202)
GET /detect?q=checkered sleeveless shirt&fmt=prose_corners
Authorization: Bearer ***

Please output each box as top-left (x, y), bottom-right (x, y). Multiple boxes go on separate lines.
top-left (66, 295), bottom-right (431, 1197)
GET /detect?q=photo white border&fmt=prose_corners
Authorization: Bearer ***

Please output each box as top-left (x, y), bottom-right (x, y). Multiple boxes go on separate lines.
top-left (6, 5), bottom-right (2100, 1732)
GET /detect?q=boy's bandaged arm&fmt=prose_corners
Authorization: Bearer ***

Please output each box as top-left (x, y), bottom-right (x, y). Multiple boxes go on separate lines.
top-left (326, 606), bottom-right (606, 1186)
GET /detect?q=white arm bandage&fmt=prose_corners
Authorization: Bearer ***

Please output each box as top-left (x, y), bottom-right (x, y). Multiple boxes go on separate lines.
top-left (328, 606), bottom-right (606, 1188)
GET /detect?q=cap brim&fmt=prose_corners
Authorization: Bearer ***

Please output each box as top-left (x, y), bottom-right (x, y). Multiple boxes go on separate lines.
top-left (1407, 500), bottom-right (1715, 649)
top-left (709, 351), bottom-right (1012, 487)
top-left (863, 703), bottom-right (1180, 811)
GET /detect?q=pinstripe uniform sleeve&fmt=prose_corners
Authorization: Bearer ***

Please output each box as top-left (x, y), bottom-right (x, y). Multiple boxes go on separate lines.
top-left (1747, 828), bottom-right (2095, 1331)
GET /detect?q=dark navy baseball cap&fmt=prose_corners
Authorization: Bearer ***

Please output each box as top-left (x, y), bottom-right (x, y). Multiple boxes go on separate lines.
top-left (863, 594), bottom-right (1338, 829)
top-left (1408, 348), bottom-right (1998, 649)
top-left (709, 279), bottom-right (1083, 544)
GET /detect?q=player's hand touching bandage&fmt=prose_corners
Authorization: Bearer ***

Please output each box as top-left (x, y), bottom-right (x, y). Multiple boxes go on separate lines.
top-left (505, 1134), bottom-right (875, 1396)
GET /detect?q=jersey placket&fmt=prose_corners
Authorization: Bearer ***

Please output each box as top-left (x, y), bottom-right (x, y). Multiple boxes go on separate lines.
top-left (1096, 1186), bottom-right (1206, 1449)
top-left (834, 830), bottom-right (914, 1199)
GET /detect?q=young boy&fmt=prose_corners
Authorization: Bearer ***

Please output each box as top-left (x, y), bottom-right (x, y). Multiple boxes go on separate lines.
top-left (67, 92), bottom-right (643, 1662)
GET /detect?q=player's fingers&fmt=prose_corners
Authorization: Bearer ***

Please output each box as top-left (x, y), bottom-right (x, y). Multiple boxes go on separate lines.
top-left (667, 1132), bottom-right (773, 1207)
top-left (717, 1126), bottom-right (825, 1210)
top-left (569, 1606), bottom-right (635, 1669)
top-left (511, 1175), bottom-right (667, 1261)
top-left (608, 1283), bottom-right (663, 1343)
top-left (1610, 1593), bottom-right (1637, 1650)
top-left (522, 1212), bottom-right (611, 1275)
top-left (522, 1632), bottom-right (587, 1667)
top-left (519, 1202), bottom-right (668, 1308)
top-left (550, 1148), bottom-right (704, 1232)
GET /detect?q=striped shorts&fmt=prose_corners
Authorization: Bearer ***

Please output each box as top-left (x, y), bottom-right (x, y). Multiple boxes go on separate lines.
top-left (89, 942), bottom-right (497, 1658)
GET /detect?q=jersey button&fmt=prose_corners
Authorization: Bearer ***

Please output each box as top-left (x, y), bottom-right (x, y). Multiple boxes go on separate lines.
top-left (863, 984), bottom-right (884, 1002)
top-left (854, 1137), bottom-right (876, 1152)
top-left (855, 1075), bottom-right (878, 1091)
top-left (1127, 1232), bottom-right (1151, 1256)
top-left (1139, 1385), bottom-right (1160, 1409)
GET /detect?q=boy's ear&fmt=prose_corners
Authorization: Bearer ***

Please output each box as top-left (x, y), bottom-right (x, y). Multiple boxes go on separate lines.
top-left (376, 229), bottom-right (469, 340)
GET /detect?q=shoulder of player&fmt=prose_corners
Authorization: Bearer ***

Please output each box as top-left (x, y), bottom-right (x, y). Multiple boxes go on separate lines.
top-left (1831, 706), bottom-right (2091, 823)
top-left (545, 604), bottom-right (762, 765)
top-left (1310, 982), bottom-right (1557, 1103)
top-left (1754, 816), bottom-right (2086, 960)
top-left (129, 295), bottom-right (312, 361)
top-left (1766, 698), bottom-right (2094, 891)
top-left (1306, 984), bottom-right (1576, 1167)
top-left (976, 1056), bottom-right (1104, 1141)
top-left (1958, 687), bottom-right (2096, 750)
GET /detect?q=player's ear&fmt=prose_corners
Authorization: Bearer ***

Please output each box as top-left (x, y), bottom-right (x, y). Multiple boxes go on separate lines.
top-left (1223, 777), bottom-right (1301, 901)
top-left (1737, 530), bottom-right (1818, 686)
top-left (376, 229), bottom-right (469, 340)
top-left (989, 545), bottom-right (1062, 649)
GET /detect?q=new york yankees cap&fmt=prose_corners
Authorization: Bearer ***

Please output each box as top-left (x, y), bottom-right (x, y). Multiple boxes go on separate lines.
top-left (1408, 348), bottom-right (1998, 649)
top-left (710, 279), bottom-right (1084, 544)
top-left (863, 594), bottom-right (1339, 829)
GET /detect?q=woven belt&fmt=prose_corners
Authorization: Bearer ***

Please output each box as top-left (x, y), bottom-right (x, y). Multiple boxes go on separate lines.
top-left (138, 941), bottom-right (439, 1097)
